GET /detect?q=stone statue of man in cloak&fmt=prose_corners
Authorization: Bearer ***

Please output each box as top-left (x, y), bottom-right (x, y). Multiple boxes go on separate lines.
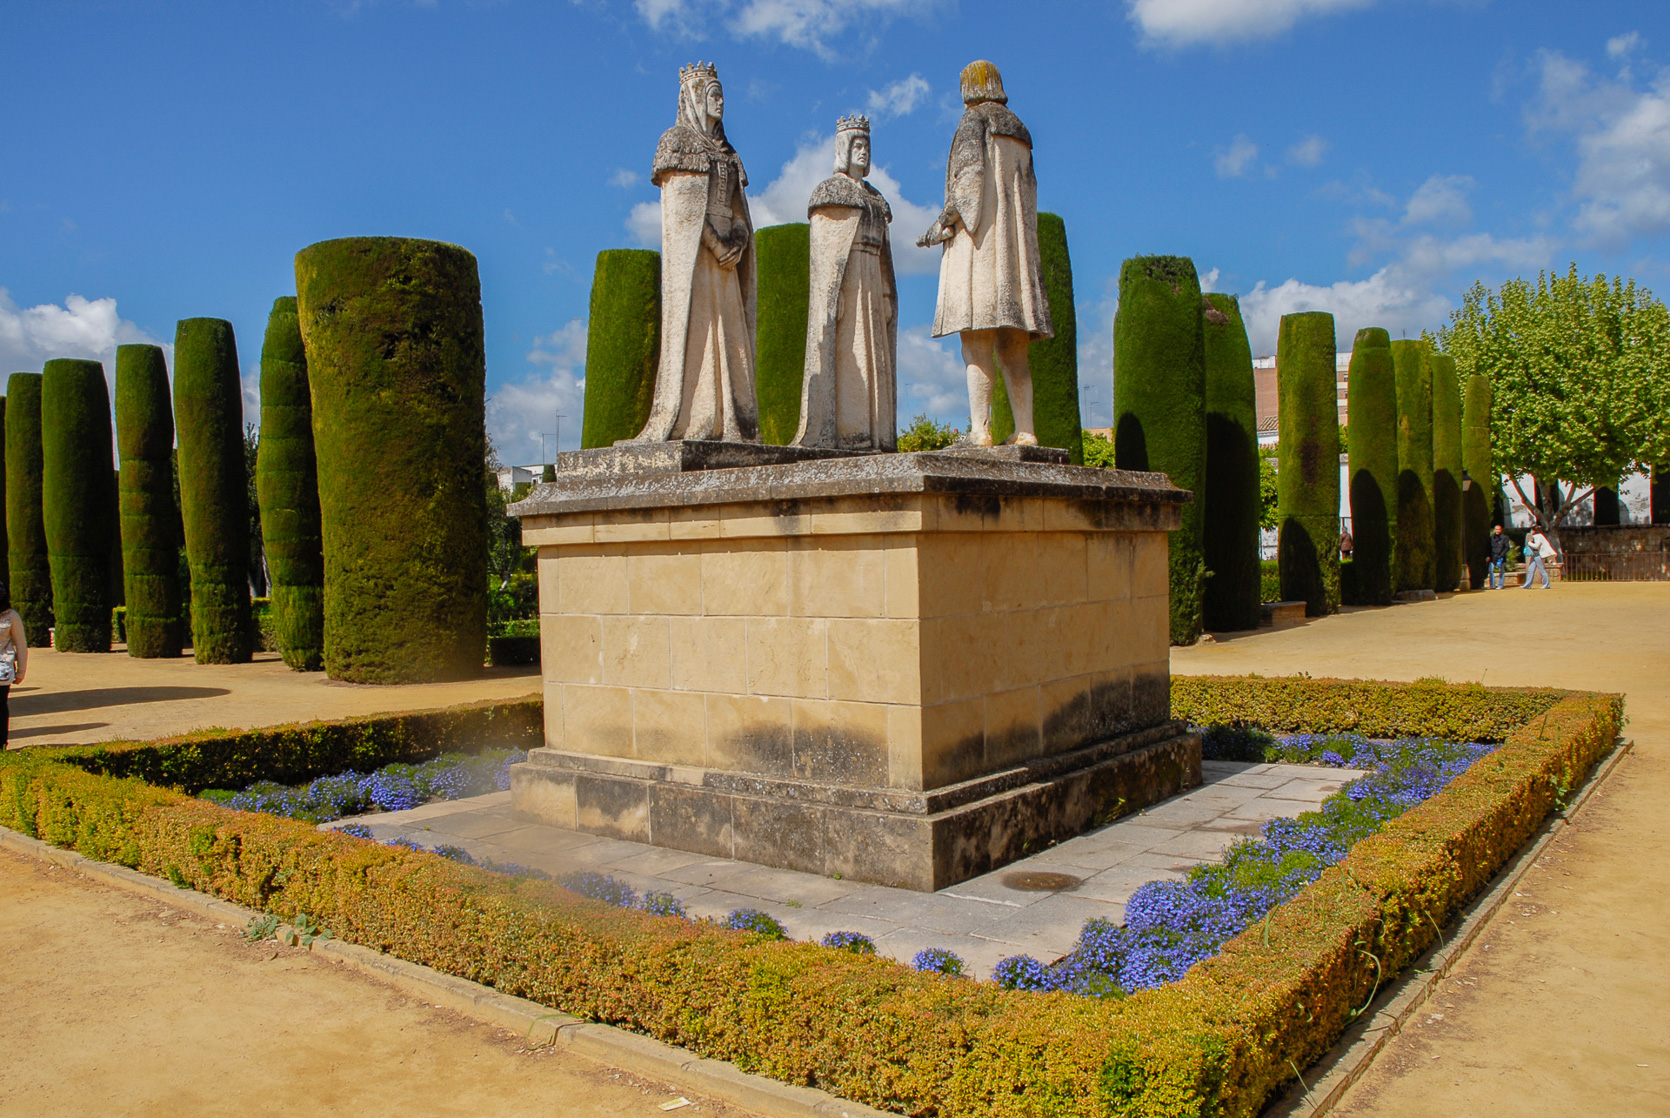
top-left (793, 115), bottom-right (898, 451)
top-left (634, 62), bottom-right (760, 443)
top-left (918, 60), bottom-right (1053, 447)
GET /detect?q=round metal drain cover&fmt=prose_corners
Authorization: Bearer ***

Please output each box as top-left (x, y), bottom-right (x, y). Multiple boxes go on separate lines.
top-left (1001, 870), bottom-right (1081, 892)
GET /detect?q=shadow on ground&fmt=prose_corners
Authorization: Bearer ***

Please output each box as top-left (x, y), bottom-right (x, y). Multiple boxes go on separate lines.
top-left (13, 687), bottom-right (231, 715)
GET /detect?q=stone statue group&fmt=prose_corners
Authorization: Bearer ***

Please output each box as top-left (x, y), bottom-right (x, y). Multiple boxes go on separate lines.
top-left (635, 60), bottom-right (1054, 453)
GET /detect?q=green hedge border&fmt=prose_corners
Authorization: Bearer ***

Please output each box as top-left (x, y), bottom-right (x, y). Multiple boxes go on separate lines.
top-left (0, 678), bottom-right (1621, 1117)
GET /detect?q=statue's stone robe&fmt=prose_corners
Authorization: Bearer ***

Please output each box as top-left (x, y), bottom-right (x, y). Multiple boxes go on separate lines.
top-left (635, 123), bottom-right (759, 442)
top-left (794, 174), bottom-right (897, 451)
top-left (931, 102), bottom-right (1053, 340)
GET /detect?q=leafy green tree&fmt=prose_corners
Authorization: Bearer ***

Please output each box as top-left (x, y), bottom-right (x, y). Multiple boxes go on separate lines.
top-left (895, 414), bottom-right (959, 452)
top-left (1082, 429), bottom-right (1116, 468)
top-left (1437, 265), bottom-right (1670, 540)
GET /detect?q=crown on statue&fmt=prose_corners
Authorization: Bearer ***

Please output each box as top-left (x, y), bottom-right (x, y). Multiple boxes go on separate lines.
top-left (836, 113), bottom-right (871, 136)
top-left (680, 61), bottom-right (720, 88)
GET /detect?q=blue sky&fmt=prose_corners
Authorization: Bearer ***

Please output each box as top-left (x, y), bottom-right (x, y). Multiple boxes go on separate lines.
top-left (3, 0), bottom-right (1667, 464)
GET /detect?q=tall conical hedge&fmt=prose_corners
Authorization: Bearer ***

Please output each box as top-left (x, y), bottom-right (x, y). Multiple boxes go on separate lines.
top-left (41, 358), bottom-right (116, 651)
top-left (6, 373), bottom-right (51, 637)
top-left (990, 213), bottom-right (1083, 461)
top-left (1431, 352), bottom-right (1464, 591)
top-left (0, 398), bottom-right (8, 592)
top-left (257, 297), bottom-right (325, 671)
top-left (1201, 293), bottom-right (1261, 630)
top-left (1114, 255), bottom-right (1207, 644)
top-left (1276, 312), bottom-right (1340, 616)
top-left (1462, 373), bottom-right (1493, 589)
top-left (295, 236), bottom-right (488, 684)
top-left (754, 223), bottom-right (811, 445)
top-left (580, 249), bottom-right (661, 449)
top-left (1391, 339), bottom-right (1435, 592)
top-left (174, 318), bottom-right (253, 663)
top-left (115, 344), bottom-right (183, 657)
top-left (1346, 328), bottom-right (1397, 606)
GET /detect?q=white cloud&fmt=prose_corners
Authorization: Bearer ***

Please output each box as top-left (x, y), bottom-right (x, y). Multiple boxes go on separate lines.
top-left (486, 318), bottom-right (589, 465)
top-left (0, 289), bottom-right (167, 385)
top-left (1238, 271), bottom-right (1451, 356)
top-left (867, 73), bottom-right (930, 118)
top-left (1607, 31), bottom-right (1643, 60)
top-left (635, 0), bottom-right (930, 56)
top-left (1286, 134), bottom-right (1327, 167)
top-left (1215, 134), bottom-right (1259, 178)
top-left (629, 133), bottom-right (943, 275)
top-left (1402, 173), bottom-right (1475, 226)
top-left (609, 169), bottom-right (641, 189)
top-left (895, 324), bottom-right (966, 424)
top-left (1526, 48), bottom-right (1670, 247)
top-left (1127, 0), bottom-right (1378, 49)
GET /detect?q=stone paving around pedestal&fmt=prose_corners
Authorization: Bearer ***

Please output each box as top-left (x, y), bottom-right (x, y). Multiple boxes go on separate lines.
top-left (322, 759), bottom-right (1365, 979)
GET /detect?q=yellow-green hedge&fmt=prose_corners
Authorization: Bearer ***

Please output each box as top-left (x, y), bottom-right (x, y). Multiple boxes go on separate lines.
top-left (4, 696), bottom-right (541, 792)
top-left (0, 680), bottom-right (1621, 1117)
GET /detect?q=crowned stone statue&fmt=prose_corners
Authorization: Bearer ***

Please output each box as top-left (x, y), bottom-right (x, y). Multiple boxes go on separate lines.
top-left (634, 62), bottom-right (760, 443)
top-left (918, 60), bottom-right (1053, 447)
top-left (793, 115), bottom-right (898, 452)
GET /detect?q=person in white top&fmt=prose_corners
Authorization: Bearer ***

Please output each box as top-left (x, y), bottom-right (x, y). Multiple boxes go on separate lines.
top-left (1522, 527), bottom-right (1557, 590)
top-left (0, 584), bottom-right (28, 747)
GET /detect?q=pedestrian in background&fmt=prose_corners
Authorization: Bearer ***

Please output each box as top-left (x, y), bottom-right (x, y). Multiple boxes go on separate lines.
top-left (1523, 526), bottom-right (1556, 590)
top-left (0, 583), bottom-right (28, 747)
top-left (1488, 524), bottom-right (1510, 589)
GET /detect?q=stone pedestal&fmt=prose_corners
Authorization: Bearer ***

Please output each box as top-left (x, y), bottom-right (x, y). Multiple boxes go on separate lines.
top-left (508, 442), bottom-right (1199, 891)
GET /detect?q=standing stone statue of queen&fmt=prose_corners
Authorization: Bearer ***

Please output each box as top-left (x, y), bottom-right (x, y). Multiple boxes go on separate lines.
top-left (918, 60), bottom-right (1053, 447)
top-left (793, 115), bottom-right (898, 451)
top-left (635, 62), bottom-right (760, 443)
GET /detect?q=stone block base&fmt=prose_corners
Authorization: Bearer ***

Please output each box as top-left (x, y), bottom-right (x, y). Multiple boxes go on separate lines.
top-left (511, 722), bottom-right (1201, 891)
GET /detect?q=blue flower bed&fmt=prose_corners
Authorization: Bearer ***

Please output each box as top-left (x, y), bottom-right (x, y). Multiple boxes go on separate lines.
top-left (199, 749), bottom-right (526, 824)
top-left (993, 731), bottom-right (1498, 997)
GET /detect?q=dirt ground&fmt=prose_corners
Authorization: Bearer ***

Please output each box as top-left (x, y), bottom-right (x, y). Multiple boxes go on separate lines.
top-left (0, 846), bottom-right (758, 1118)
top-left (1175, 582), bottom-right (1670, 1114)
top-left (8, 647), bottom-right (541, 748)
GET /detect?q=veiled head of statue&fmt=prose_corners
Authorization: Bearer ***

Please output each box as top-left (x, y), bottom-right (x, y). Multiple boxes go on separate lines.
top-left (959, 60), bottom-right (1006, 105)
top-left (834, 114), bottom-right (871, 177)
top-left (677, 62), bottom-right (724, 136)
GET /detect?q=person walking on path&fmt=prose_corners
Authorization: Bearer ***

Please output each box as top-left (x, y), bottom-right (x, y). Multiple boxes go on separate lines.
top-left (1488, 524), bottom-right (1511, 589)
top-left (0, 583), bottom-right (29, 747)
top-left (1523, 526), bottom-right (1556, 590)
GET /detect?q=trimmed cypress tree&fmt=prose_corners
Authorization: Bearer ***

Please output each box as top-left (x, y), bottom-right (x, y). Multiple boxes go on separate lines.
top-left (174, 318), bottom-right (254, 663)
top-left (1114, 255), bottom-right (1207, 644)
top-left (580, 249), bottom-right (661, 449)
top-left (295, 236), bottom-right (488, 684)
top-left (753, 223), bottom-right (811, 446)
top-left (1462, 373), bottom-right (1493, 589)
top-left (115, 344), bottom-right (184, 657)
top-left (1431, 352), bottom-right (1464, 591)
top-left (1201, 293), bottom-right (1261, 630)
top-left (1346, 328), bottom-right (1397, 606)
top-left (1391, 339), bottom-right (1436, 592)
top-left (0, 398), bottom-right (7, 592)
top-left (6, 373), bottom-right (51, 638)
top-left (41, 358), bottom-right (116, 651)
top-left (990, 214), bottom-right (1083, 461)
top-left (1276, 312), bottom-right (1341, 616)
top-left (256, 298), bottom-right (325, 671)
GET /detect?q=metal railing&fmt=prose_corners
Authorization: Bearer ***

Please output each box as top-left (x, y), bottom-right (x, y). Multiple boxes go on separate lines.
top-left (1560, 550), bottom-right (1670, 582)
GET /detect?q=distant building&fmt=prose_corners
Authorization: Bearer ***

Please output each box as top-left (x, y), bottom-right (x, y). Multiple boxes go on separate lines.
top-left (495, 464), bottom-right (540, 491)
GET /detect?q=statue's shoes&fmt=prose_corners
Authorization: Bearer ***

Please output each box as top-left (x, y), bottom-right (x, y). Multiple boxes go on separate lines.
top-left (1011, 433), bottom-right (1039, 447)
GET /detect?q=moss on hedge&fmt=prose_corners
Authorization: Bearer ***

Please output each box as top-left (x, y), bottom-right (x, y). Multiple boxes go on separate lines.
top-left (1276, 312), bottom-right (1340, 617)
top-left (1391, 340), bottom-right (1435, 592)
top-left (6, 373), bottom-right (52, 638)
top-left (1346, 328), bottom-right (1397, 606)
top-left (115, 344), bottom-right (183, 658)
top-left (294, 237), bottom-right (488, 684)
top-left (1025, 213), bottom-right (1083, 463)
top-left (257, 297), bottom-right (325, 671)
top-left (1201, 293), bottom-right (1261, 631)
top-left (1462, 373), bottom-right (1493, 590)
top-left (754, 223), bottom-right (811, 446)
top-left (41, 358), bottom-right (116, 651)
top-left (581, 249), bottom-right (661, 449)
top-left (174, 318), bottom-right (253, 663)
top-left (1431, 352), bottom-right (1464, 592)
top-left (1114, 255), bottom-right (1207, 644)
